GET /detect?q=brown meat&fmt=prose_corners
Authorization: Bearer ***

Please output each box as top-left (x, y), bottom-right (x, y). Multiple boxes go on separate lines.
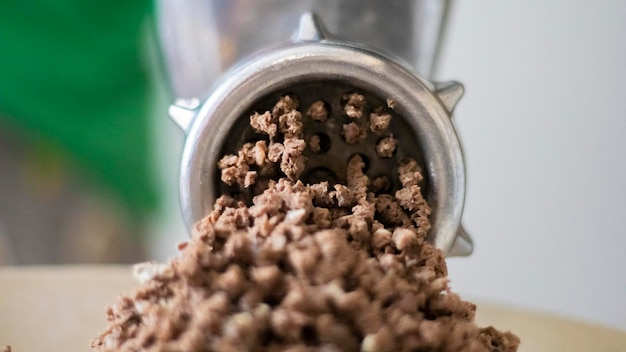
top-left (342, 122), bottom-right (367, 144)
top-left (306, 100), bottom-right (329, 122)
top-left (342, 92), bottom-right (366, 119)
top-left (369, 108), bottom-right (392, 134)
top-left (376, 135), bottom-right (397, 158)
top-left (93, 93), bottom-right (518, 352)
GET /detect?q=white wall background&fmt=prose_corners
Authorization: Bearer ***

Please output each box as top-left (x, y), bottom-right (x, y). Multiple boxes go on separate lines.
top-left (438, 0), bottom-right (626, 330)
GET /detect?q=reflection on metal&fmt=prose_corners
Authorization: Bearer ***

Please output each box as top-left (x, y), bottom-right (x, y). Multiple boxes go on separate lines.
top-left (157, 0), bottom-right (452, 98)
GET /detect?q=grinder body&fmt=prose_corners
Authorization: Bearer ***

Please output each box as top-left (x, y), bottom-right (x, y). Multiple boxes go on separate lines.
top-left (168, 12), bottom-right (472, 257)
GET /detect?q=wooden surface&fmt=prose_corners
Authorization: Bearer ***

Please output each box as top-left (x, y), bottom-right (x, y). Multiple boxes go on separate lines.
top-left (1, 265), bottom-right (624, 351)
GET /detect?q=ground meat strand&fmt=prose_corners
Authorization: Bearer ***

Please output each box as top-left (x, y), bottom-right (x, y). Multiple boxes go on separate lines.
top-left (308, 135), bottom-right (321, 153)
top-left (343, 92), bottom-right (366, 119)
top-left (306, 100), bottom-right (328, 122)
top-left (272, 95), bottom-right (299, 118)
top-left (250, 111), bottom-right (277, 138)
top-left (281, 138), bottom-right (306, 180)
top-left (369, 108), bottom-right (392, 134)
top-left (342, 122), bottom-right (367, 144)
top-left (376, 135), bottom-right (397, 158)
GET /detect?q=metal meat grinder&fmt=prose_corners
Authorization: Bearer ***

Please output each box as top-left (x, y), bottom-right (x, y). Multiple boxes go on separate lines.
top-left (164, 4), bottom-right (473, 257)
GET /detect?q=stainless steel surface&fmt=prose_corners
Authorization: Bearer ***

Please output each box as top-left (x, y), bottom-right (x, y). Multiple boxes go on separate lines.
top-left (158, 0), bottom-right (451, 99)
top-left (169, 14), bottom-right (471, 256)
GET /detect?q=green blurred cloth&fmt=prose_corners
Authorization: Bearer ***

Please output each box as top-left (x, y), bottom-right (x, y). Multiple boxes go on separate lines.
top-left (0, 1), bottom-right (158, 216)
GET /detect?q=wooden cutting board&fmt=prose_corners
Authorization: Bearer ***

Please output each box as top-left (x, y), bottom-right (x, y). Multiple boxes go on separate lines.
top-left (0, 266), bottom-right (624, 351)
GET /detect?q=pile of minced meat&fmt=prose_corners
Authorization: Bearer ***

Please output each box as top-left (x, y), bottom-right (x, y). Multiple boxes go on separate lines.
top-left (92, 94), bottom-right (519, 351)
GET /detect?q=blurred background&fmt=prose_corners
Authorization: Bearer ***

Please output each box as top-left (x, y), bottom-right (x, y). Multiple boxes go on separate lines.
top-left (0, 0), bottom-right (624, 332)
top-left (440, 1), bottom-right (626, 331)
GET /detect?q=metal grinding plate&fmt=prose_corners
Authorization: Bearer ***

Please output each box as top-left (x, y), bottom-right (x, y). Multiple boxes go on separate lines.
top-left (216, 81), bottom-right (428, 203)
